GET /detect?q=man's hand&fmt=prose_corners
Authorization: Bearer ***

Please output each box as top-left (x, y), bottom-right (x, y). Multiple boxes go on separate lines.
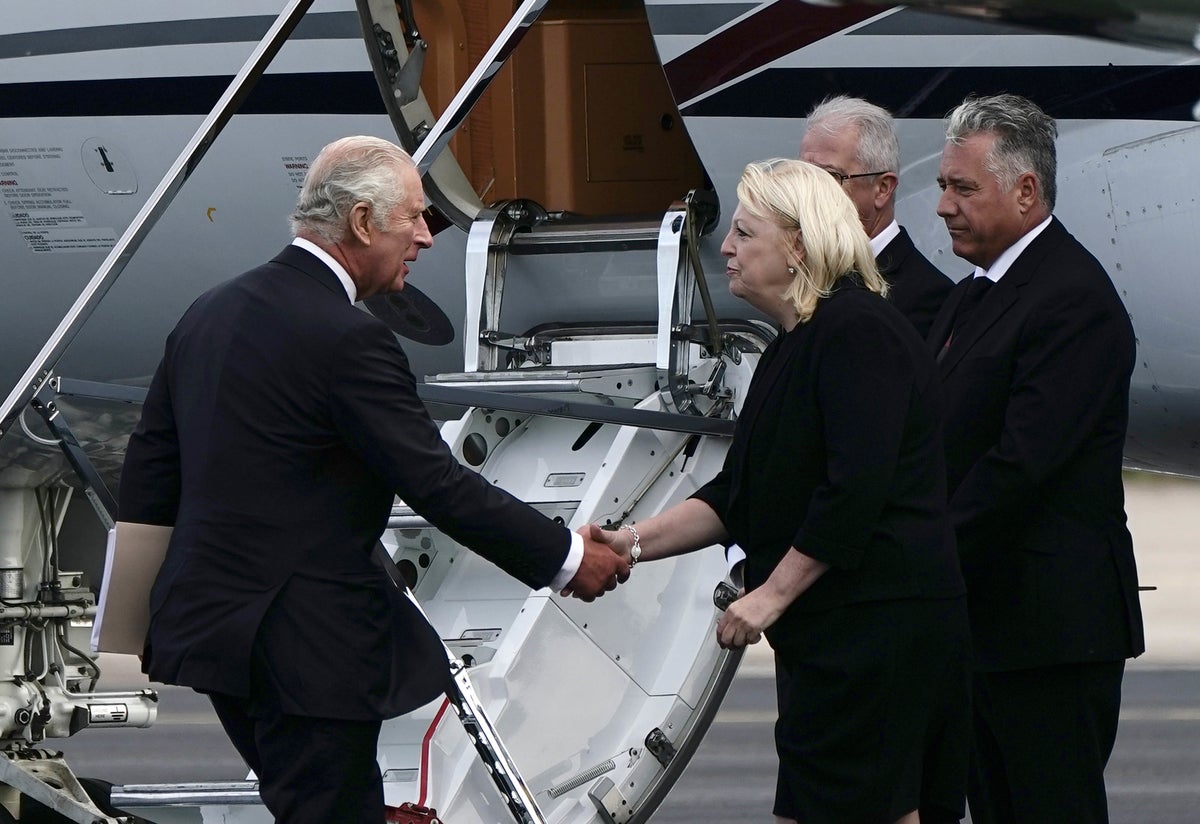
top-left (578, 522), bottom-right (633, 563)
top-left (561, 528), bottom-right (630, 601)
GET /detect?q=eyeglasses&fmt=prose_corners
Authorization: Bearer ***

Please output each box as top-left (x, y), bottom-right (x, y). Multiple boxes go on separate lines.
top-left (825, 169), bottom-right (887, 185)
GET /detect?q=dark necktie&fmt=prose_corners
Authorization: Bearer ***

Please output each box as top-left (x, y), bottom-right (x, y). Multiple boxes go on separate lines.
top-left (938, 276), bottom-right (993, 361)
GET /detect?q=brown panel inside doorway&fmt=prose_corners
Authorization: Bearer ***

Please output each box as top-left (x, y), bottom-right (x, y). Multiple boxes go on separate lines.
top-left (414, 0), bottom-right (708, 216)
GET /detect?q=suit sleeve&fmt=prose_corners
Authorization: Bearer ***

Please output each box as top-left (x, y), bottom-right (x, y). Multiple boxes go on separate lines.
top-left (118, 358), bottom-right (182, 526)
top-left (949, 278), bottom-right (1133, 532)
top-left (328, 321), bottom-right (570, 589)
top-left (794, 310), bottom-right (912, 569)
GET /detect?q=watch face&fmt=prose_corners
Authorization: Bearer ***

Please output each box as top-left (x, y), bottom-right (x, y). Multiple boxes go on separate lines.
top-left (630, 544), bottom-right (642, 563)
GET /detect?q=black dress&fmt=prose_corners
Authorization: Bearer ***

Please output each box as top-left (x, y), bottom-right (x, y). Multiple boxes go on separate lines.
top-left (693, 277), bottom-right (970, 823)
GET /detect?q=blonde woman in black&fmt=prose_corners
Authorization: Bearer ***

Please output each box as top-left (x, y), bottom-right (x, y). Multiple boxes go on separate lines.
top-left (587, 159), bottom-right (971, 824)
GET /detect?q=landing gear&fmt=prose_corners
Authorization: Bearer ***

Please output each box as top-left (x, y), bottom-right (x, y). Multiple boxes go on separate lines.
top-left (0, 756), bottom-right (143, 824)
top-left (0, 775), bottom-right (150, 823)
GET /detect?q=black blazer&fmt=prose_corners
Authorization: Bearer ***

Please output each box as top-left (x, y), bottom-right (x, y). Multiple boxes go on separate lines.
top-left (693, 280), bottom-right (964, 652)
top-left (928, 218), bottom-right (1145, 671)
top-left (878, 226), bottom-right (953, 340)
top-left (119, 245), bottom-right (572, 719)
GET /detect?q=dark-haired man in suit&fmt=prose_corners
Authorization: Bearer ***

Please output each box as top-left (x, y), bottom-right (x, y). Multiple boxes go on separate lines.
top-left (119, 136), bottom-right (629, 824)
top-left (801, 95), bottom-right (952, 338)
top-left (930, 94), bottom-right (1144, 824)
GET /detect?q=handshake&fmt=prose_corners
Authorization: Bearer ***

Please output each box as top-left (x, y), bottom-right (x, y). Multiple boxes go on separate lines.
top-left (559, 523), bottom-right (637, 601)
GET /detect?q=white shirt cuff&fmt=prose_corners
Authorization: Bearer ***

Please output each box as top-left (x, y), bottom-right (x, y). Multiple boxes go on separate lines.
top-left (725, 543), bottom-right (746, 588)
top-left (549, 531), bottom-right (584, 592)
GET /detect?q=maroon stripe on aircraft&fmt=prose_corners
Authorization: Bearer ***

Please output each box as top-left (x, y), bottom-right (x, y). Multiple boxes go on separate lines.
top-left (662, 0), bottom-right (882, 105)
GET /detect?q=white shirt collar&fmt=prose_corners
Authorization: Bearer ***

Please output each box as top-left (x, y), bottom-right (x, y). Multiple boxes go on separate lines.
top-left (869, 220), bottom-right (901, 258)
top-left (291, 237), bottom-right (357, 303)
top-left (973, 215), bottom-right (1053, 283)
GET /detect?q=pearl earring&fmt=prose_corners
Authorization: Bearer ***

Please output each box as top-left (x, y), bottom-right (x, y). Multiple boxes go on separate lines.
top-left (787, 266), bottom-right (797, 275)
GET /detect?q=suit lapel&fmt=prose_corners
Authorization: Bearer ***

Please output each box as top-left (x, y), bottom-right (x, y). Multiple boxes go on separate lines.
top-left (936, 282), bottom-right (1017, 375)
top-left (937, 219), bottom-right (1067, 378)
top-left (724, 327), bottom-right (801, 511)
top-left (877, 228), bottom-right (912, 278)
top-left (928, 279), bottom-right (967, 352)
top-left (737, 326), bottom-right (802, 438)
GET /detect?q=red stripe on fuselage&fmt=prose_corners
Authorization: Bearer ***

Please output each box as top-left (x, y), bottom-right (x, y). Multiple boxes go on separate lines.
top-left (662, 0), bottom-right (882, 105)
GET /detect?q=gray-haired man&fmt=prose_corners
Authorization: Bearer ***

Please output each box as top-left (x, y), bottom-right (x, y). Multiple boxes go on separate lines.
top-left (801, 95), bottom-right (952, 338)
top-left (930, 95), bottom-right (1144, 824)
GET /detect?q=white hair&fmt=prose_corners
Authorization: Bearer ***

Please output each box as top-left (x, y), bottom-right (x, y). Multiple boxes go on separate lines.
top-left (805, 95), bottom-right (900, 175)
top-left (289, 136), bottom-right (417, 243)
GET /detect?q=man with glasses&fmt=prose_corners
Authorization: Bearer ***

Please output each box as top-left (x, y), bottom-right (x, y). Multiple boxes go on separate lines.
top-left (800, 95), bottom-right (952, 338)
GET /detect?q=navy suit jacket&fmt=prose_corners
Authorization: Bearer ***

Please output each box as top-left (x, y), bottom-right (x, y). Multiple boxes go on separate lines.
top-left (693, 280), bottom-right (964, 653)
top-left (119, 245), bottom-right (571, 719)
top-left (928, 218), bottom-right (1144, 671)
top-left (878, 226), bottom-right (953, 340)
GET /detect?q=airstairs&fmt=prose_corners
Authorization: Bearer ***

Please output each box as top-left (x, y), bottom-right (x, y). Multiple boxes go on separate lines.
top-left (0, 0), bottom-right (770, 820)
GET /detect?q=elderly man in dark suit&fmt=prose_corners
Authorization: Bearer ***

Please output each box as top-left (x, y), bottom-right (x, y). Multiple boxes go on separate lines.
top-left (929, 94), bottom-right (1144, 823)
top-left (800, 95), bottom-right (952, 338)
top-left (118, 136), bottom-right (629, 824)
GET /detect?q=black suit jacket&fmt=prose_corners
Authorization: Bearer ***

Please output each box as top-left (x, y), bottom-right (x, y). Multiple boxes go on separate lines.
top-left (878, 226), bottom-right (953, 340)
top-left (928, 218), bottom-right (1144, 672)
top-left (119, 245), bottom-right (571, 719)
top-left (693, 280), bottom-right (964, 653)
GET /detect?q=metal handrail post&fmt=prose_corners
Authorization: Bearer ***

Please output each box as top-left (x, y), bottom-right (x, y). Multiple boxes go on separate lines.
top-left (411, 0), bottom-right (549, 175)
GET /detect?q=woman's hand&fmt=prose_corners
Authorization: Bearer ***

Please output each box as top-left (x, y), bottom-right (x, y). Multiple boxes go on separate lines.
top-left (715, 586), bottom-right (786, 648)
top-left (578, 522), bottom-right (633, 564)
top-left (715, 547), bottom-right (828, 647)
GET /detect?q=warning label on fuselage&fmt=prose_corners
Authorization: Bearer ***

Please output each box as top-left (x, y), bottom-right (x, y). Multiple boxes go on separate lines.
top-left (0, 147), bottom-right (119, 253)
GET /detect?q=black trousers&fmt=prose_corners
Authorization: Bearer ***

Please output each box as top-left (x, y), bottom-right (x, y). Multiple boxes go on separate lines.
top-left (209, 691), bottom-right (384, 824)
top-left (968, 660), bottom-right (1125, 824)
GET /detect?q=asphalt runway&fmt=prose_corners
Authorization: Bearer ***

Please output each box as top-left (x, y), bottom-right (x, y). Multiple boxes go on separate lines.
top-left (49, 473), bottom-right (1200, 822)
